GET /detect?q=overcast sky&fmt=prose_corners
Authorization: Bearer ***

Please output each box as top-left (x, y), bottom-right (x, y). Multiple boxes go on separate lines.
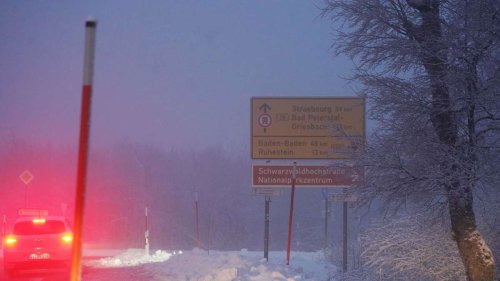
top-left (0, 0), bottom-right (355, 155)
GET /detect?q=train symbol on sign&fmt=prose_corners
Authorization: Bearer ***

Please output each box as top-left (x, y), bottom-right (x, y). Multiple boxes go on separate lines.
top-left (258, 114), bottom-right (272, 128)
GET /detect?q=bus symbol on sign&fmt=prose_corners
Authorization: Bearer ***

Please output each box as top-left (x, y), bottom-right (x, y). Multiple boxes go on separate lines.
top-left (258, 114), bottom-right (272, 128)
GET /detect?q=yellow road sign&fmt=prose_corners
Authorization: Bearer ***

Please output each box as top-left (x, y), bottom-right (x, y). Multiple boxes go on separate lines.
top-left (251, 97), bottom-right (364, 159)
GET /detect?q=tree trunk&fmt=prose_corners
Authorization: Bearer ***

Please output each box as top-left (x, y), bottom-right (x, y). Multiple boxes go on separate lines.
top-left (447, 173), bottom-right (495, 281)
top-left (407, 1), bottom-right (496, 280)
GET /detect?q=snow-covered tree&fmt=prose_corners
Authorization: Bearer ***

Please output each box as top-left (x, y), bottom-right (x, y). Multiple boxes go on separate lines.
top-left (322, 1), bottom-right (499, 280)
top-left (361, 214), bottom-right (465, 281)
top-left (330, 214), bottom-right (466, 281)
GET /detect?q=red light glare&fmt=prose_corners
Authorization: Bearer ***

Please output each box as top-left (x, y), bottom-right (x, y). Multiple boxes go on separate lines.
top-left (32, 218), bottom-right (46, 224)
top-left (61, 233), bottom-right (73, 243)
top-left (5, 235), bottom-right (17, 246)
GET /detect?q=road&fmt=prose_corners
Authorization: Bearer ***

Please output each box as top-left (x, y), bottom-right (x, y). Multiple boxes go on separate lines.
top-left (0, 257), bottom-right (69, 281)
top-left (0, 258), bottom-right (149, 281)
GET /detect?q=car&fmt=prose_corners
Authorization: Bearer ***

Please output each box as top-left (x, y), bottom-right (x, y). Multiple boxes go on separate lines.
top-left (3, 216), bottom-right (73, 276)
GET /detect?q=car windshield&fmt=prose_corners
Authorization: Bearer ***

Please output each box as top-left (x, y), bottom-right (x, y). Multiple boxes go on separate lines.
top-left (13, 220), bottom-right (66, 235)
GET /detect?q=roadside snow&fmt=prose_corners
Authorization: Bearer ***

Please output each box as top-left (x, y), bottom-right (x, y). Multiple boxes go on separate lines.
top-left (88, 249), bottom-right (172, 267)
top-left (85, 248), bottom-right (335, 280)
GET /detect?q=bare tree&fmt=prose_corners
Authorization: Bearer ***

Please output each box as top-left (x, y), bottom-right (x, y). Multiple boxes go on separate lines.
top-left (322, 1), bottom-right (499, 280)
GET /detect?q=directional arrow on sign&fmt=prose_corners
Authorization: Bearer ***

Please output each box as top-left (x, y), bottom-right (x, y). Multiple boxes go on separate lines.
top-left (259, 103), bottom-right (271, 113)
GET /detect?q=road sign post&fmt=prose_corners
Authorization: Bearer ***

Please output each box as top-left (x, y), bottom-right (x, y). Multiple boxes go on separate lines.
top-left (264, 195), bottom-right (271, 261)
top-left (323, 188), bottom-right (329, 249)
top-left (251, 97), bottom-right (365, 269)
top-left (328, 191), bottom-right (358, 272)
top-left (286, 161), bottom-right (297, 265)
top-left (343, 199), bottom-right (348, 272)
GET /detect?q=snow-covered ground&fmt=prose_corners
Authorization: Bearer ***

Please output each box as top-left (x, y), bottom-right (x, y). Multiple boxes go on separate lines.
top-left (84, 248), bottom-right (336, 281)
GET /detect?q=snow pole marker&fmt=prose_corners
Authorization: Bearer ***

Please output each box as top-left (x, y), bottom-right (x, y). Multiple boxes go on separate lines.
top-left (195, 191), bottom-right (200, 248)
top-left (70, 17), bottom-right (97, 281)
top-left (145, 207), bottom-right (150, 256)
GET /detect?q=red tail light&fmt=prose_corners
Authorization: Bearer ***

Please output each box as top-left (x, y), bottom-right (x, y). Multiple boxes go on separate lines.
top-left (4, 235), bottom-right (17, 246)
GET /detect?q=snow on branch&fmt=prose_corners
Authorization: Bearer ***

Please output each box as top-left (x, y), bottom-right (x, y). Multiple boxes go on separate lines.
top-left (360, 214), bottom-right (466, 281)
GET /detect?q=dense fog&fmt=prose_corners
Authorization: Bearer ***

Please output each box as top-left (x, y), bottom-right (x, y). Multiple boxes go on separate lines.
top-left (0, 139), bottom-right (362, 254)
top-left (1, 1), bottom-right (499, 280)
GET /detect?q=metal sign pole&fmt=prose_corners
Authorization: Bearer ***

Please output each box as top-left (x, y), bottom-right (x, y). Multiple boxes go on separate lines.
top-left (145, 207), bottom-right (150, 256)
top-left (70, 18), bottom-right (97, 281)
top-left (343, 196), bottom-right (348, 272)
top-left (286, 161), bottom-right (297, 265)
top-left (324, 196), bottom-right (329, 249)
top-left (24, 185), bottom-right (28, 208)
top-left (264, 195), bottom-right (271, 261)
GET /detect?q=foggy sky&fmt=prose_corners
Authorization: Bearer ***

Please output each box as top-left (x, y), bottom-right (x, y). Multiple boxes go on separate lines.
top-left (0, 0), bottom-right (354, 154)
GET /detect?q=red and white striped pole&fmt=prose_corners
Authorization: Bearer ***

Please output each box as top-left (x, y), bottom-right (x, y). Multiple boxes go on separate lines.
top-left (70, 17), bottom-right (97, 281)
top-left (145, 207), bottom-right (150, 256)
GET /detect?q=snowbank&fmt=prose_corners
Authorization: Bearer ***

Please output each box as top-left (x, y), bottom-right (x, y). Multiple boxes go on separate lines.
top-left (85, 248), bottom-right (336, 280)
top-left (88, 249), bottom-right (172, 267)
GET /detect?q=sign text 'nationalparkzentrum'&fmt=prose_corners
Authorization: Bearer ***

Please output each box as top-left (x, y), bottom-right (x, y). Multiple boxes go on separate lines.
top-left (252, 165), bottom-right (362, 188)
